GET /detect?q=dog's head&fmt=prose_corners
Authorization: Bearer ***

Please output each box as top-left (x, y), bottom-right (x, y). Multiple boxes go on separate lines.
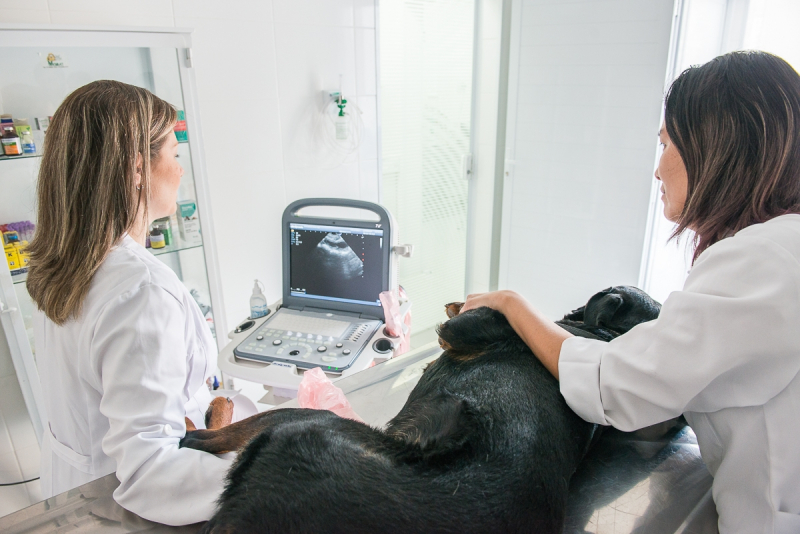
top-left (437, 304), bottom-right (524, 361)
top-left (439, 286), bottom-right (660, 352)
top-left (561, 286), bottom-right (660, 338)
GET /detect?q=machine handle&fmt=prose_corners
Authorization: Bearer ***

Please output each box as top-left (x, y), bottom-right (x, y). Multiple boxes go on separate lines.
top-left (284, 198), bottom-right (392, 225)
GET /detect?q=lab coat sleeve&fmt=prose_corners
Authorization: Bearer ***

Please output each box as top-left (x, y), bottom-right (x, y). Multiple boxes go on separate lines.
top-left (92, 283), bottom-right (232, 525)
top-left (559, 234), bottom-right (800, 431)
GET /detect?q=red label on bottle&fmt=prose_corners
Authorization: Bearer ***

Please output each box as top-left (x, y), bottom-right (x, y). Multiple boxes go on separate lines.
top-left (174, 120), bottom-right (187, 132)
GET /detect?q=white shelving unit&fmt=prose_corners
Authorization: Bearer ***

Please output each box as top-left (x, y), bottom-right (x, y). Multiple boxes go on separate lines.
top-left (0, 24), bottom-right (228, 447)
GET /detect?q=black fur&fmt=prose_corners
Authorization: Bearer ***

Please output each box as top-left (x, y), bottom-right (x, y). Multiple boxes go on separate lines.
top-left (188, 286), bottom-right (660, 534)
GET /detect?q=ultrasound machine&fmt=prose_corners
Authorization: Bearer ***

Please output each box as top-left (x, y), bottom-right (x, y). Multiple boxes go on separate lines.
top-left (217, 198), bottom-right (412, 400)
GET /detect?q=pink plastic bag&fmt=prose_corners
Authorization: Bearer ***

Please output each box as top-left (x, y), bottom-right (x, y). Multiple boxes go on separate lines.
top-left (297, 367), bottom-right (363, 422)
top-left (379, 288), bottom-right (411, 356)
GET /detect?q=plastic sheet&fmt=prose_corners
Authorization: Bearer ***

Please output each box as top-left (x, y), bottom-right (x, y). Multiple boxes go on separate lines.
top-left (297, 367), bottom-right (363, 422)
top-left (380, 287), bottom-right (411, 356)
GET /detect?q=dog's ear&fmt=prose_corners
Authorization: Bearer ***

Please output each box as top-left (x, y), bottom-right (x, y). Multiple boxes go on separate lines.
top-left (444, 302), bottom-right (464, 319)
top-left (583, 292), bottom-right (624, 329)
top-left (388, 394), bottom-right (480, 463)
top-left (561, 305), bottom-right (585, 322)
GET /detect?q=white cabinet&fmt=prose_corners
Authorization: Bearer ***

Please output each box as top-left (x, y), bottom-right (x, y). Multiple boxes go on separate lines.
top-left (0, 25), bottom-right (228, 446)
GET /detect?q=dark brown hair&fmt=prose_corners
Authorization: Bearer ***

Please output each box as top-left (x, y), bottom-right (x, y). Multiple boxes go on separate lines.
top-left (665, 51), bottom-right (800, 262)
top-left (26, 80), bottom-right (176, 324)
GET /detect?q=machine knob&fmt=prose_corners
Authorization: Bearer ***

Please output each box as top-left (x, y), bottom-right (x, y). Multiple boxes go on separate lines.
top-left (256, 335), bottom-right (264, 340)
top-left (273, 339), bottom-right (282, 346)
top-left (317, 346), bottom-right (327, 353)
top-left (342, 349), bottom-right (351, 355)
top-left (336, 343), bottom-right (343, 348)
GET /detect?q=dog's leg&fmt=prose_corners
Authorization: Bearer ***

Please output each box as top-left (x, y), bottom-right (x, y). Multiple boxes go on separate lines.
top-left (180, 410), bottom-right (282, 454)
top-left (205, 397), bottom-right (234, 430)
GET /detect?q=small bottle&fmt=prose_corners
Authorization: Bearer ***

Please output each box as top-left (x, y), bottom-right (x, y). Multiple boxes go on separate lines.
top-left (250, 280), bottom-right (268, 319)
top-left (150, 228), bottom-right (166, 249)
top-left (1, 125), bottom-right (22, 156)
top-left (15, 119), bottom-right (36, 154)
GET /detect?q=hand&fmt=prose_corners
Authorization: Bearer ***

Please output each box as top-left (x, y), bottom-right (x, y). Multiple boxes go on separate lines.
top-left (459, 290), bottom-right (522, 315)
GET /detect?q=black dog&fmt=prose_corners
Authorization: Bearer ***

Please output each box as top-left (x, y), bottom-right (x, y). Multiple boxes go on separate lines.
top-left (181, 286), bottom-right (661, 533)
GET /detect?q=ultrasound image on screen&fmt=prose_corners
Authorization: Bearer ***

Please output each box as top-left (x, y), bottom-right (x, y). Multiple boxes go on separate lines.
top-left (290, 224), bottom-right (384, 306)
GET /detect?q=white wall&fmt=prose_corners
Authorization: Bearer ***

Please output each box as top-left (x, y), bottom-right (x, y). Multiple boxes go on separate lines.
top-left (499, 0), bottom-right (675, 318)
top-left (0, 0), bottom-right (380, 330)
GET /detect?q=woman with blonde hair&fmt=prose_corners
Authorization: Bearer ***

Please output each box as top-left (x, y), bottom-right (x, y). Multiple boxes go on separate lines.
top-left (27, 80), bottom-right (231, 525)
top-left (462, 51), bottom-right (800, 533)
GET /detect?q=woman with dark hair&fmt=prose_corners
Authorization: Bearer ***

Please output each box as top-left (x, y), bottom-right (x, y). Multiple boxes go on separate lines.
top-left (27, 80), bottom-right (232, 525)
top-left (461, 51), bottom-right (800, 533)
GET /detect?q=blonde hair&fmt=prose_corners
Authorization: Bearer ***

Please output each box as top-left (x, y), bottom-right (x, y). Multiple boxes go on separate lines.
top-left (26, 80), bottom-right (177, 324)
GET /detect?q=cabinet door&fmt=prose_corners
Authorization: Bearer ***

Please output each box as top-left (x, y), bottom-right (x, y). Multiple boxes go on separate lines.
top-left (0, 37), bottom-right (220, 444)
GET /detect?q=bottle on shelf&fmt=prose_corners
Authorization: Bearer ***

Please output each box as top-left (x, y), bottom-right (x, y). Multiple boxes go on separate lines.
top-left (149, 228), bottom-right (166, 249)
top-left (250, 280), bottom-right (268, 319)
top-left (2, 123), bottom-right (22, 156)
top-left (14, 119), bottom-right (36, 154)
top-left (152, 217), bottom-right (173, 245)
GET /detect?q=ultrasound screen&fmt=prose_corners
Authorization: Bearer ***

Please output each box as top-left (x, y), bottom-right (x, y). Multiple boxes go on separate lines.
top-left (289, 223), bottom-right (384, 306)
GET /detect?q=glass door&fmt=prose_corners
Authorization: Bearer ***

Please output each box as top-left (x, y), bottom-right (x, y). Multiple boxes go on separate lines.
top-left (379, 0), bottom-right (476, 341)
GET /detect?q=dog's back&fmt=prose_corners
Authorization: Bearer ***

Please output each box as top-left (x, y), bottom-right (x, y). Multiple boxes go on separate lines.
top-left (196, 286), bottom-right (660, 534)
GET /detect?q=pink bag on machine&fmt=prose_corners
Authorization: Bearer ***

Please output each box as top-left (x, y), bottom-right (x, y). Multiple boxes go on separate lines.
top-left (379, 288), bottom-right (411, 356)
top-left (297, 367), bottom-right (363, 422)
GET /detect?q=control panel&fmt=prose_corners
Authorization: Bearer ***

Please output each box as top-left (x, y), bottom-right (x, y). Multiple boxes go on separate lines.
top-left (233, 308), bottom-right (382, 374)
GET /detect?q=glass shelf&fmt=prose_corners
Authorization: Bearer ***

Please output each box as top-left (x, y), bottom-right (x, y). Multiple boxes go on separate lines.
top-left (1, 140), bottom-right (188, 163)
top-left (0, 152), bottom-right (42, 161)
top-left (8, 239), bottom-right (202, 285)
top-left (148, 239), bottom-right (203, 257)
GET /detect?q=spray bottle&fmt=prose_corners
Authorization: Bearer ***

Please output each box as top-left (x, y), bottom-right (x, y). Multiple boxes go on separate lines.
top-left (250, 280), bottom-right (268, 319)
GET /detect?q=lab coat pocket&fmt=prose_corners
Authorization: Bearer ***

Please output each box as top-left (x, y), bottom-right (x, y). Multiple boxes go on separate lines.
top-left (48, 425), bottom-right (94, 475)
top-left (774, 511), bottom-right (800, 534)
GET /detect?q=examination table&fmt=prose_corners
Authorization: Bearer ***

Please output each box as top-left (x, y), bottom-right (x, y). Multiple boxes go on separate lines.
top-left (0, 344), bottom-right (718, 533)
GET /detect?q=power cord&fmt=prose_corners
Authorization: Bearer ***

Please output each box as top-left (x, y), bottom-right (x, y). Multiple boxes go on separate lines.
top-left (0, 477), bottom-right (40, 487)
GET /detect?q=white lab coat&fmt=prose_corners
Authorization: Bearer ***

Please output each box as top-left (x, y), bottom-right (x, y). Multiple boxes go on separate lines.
top-left (559, 214), bottom-right (800, 534)
top-left (34, 235), bottom-right (233, 526)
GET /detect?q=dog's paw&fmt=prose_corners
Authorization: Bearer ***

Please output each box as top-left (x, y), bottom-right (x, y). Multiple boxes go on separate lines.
top-left (205, 397), bottom-right (234, 430)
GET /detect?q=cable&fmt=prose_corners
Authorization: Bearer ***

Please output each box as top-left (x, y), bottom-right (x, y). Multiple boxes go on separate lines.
top-left (0, 476), bottom-right (40, 487)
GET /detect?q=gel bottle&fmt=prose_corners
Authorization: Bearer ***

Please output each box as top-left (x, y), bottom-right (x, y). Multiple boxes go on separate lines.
top-left (250, 280), bottom-right (268, 319)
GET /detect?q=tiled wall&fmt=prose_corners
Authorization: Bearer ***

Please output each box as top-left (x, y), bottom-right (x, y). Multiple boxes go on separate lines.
top-left (499, 0), bottom-right (674, 318)
top-left (0, 0), bottom-right (380, 327)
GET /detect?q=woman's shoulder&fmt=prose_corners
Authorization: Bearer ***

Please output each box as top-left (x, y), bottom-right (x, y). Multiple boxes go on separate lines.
top-left (89, 236), bottom-right (186, 308)
top-left (689, 214), bottom-right (800, 288)
top-left (730, 214), bottom-right (800, 261)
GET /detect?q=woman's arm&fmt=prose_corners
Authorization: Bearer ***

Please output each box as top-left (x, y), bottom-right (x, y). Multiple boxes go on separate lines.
top-left (93, 284), bottom-right (232, 525)
top-left (460, 290), bottom-right (573, 379)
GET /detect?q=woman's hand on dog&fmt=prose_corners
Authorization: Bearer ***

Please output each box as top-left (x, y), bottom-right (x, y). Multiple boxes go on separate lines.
top-left (459, 290), bottom-right (572, 380)
top-left (460, 290), bottom-right (521, 315)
